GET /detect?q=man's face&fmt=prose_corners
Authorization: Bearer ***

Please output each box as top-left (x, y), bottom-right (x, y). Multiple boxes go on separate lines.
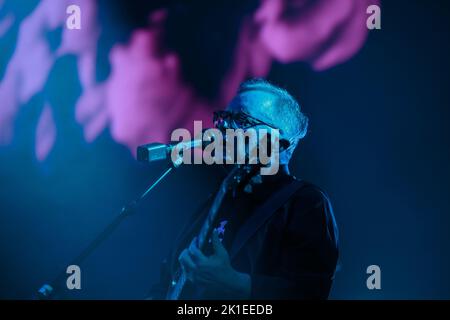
top-left (211, 90), bottom-right (282, 175)
top-left (217, 91), bottom-right (279, 158)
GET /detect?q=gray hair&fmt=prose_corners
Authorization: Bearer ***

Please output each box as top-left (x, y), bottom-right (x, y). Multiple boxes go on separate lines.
top-left (237, 78), bottom-right (309, 163)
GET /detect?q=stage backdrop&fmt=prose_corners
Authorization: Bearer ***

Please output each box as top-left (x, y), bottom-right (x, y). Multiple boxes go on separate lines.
top-left (0, 0), bottom-right (449, 299)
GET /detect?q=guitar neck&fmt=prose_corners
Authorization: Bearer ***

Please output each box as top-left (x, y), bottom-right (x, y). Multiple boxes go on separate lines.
top-left (196, 185), bottom-right (227, 249)
top-left (167, 271), bottom-right (186, 300)
top-left (166, 185), bottom-right (228, 300)
top-left (166, 165), bottom-right (246, 300)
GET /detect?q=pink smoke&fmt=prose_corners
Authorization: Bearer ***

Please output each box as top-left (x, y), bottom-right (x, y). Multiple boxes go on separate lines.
top-left (0, 0), bottom-right (379, 160)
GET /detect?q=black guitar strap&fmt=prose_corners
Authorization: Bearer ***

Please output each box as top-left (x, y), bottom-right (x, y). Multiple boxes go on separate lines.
top-left (229, 178), bottom-right (306, 259)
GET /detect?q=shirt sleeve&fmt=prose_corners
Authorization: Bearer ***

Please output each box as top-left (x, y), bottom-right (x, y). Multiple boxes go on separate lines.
top-left (250, 186), bottom-right (339, 299)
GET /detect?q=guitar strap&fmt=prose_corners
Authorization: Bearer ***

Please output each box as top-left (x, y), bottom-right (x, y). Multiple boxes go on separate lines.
top-left (229, 178), bottom-right (306, 259)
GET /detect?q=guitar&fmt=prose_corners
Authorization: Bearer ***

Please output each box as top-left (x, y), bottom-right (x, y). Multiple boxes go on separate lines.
top-left (165, 164), bottom-right (256, 300)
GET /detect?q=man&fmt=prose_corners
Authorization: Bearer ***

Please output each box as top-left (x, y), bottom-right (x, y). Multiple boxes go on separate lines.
top-left (150, 78), bottom-right (339, 299)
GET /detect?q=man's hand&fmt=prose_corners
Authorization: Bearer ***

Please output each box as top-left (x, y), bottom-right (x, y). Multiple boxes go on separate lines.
top-left (178, 230), bottom-right (251, 299)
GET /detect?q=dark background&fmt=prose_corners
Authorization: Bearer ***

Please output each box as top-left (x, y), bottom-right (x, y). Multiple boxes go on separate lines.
top-left (0, 0), bottom-right (449, 299)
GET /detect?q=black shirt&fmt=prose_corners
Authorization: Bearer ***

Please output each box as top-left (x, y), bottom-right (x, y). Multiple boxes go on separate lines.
top-left (151, 171), bottom-right (339, 299)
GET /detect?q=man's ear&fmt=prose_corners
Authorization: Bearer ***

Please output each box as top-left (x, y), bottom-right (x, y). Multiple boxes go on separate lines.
top-left (280, 139), bottom-right (290, 152)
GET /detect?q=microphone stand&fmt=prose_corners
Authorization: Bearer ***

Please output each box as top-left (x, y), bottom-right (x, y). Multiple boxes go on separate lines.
top-left (36, 165), bottom-right (174, 300)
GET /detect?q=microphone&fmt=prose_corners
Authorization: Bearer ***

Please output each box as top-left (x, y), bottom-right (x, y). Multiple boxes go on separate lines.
top-left (137, 139), bottom-right (209, 163)
top-left (137, 128), bottom-right (284, 168)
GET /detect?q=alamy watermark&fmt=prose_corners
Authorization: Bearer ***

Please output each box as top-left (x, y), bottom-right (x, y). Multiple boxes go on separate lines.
top-left (366, 264), bottom-right (381, 290)
top-left (170, 121), bottom-right (280, 176)
top-left (366, 5), bottom-right (381, 30)
top-left (66, 264), bottom-right (81, 290)
top-left (66, 5), bottom-right (81, 30)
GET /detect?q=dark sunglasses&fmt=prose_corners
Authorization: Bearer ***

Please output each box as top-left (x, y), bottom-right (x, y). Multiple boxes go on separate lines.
top-left (213, 110), bottom-right (279, 131)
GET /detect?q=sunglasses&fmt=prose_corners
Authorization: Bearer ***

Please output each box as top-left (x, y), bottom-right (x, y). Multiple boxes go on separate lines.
top-left (213, 110), bottom-right (279, 131)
